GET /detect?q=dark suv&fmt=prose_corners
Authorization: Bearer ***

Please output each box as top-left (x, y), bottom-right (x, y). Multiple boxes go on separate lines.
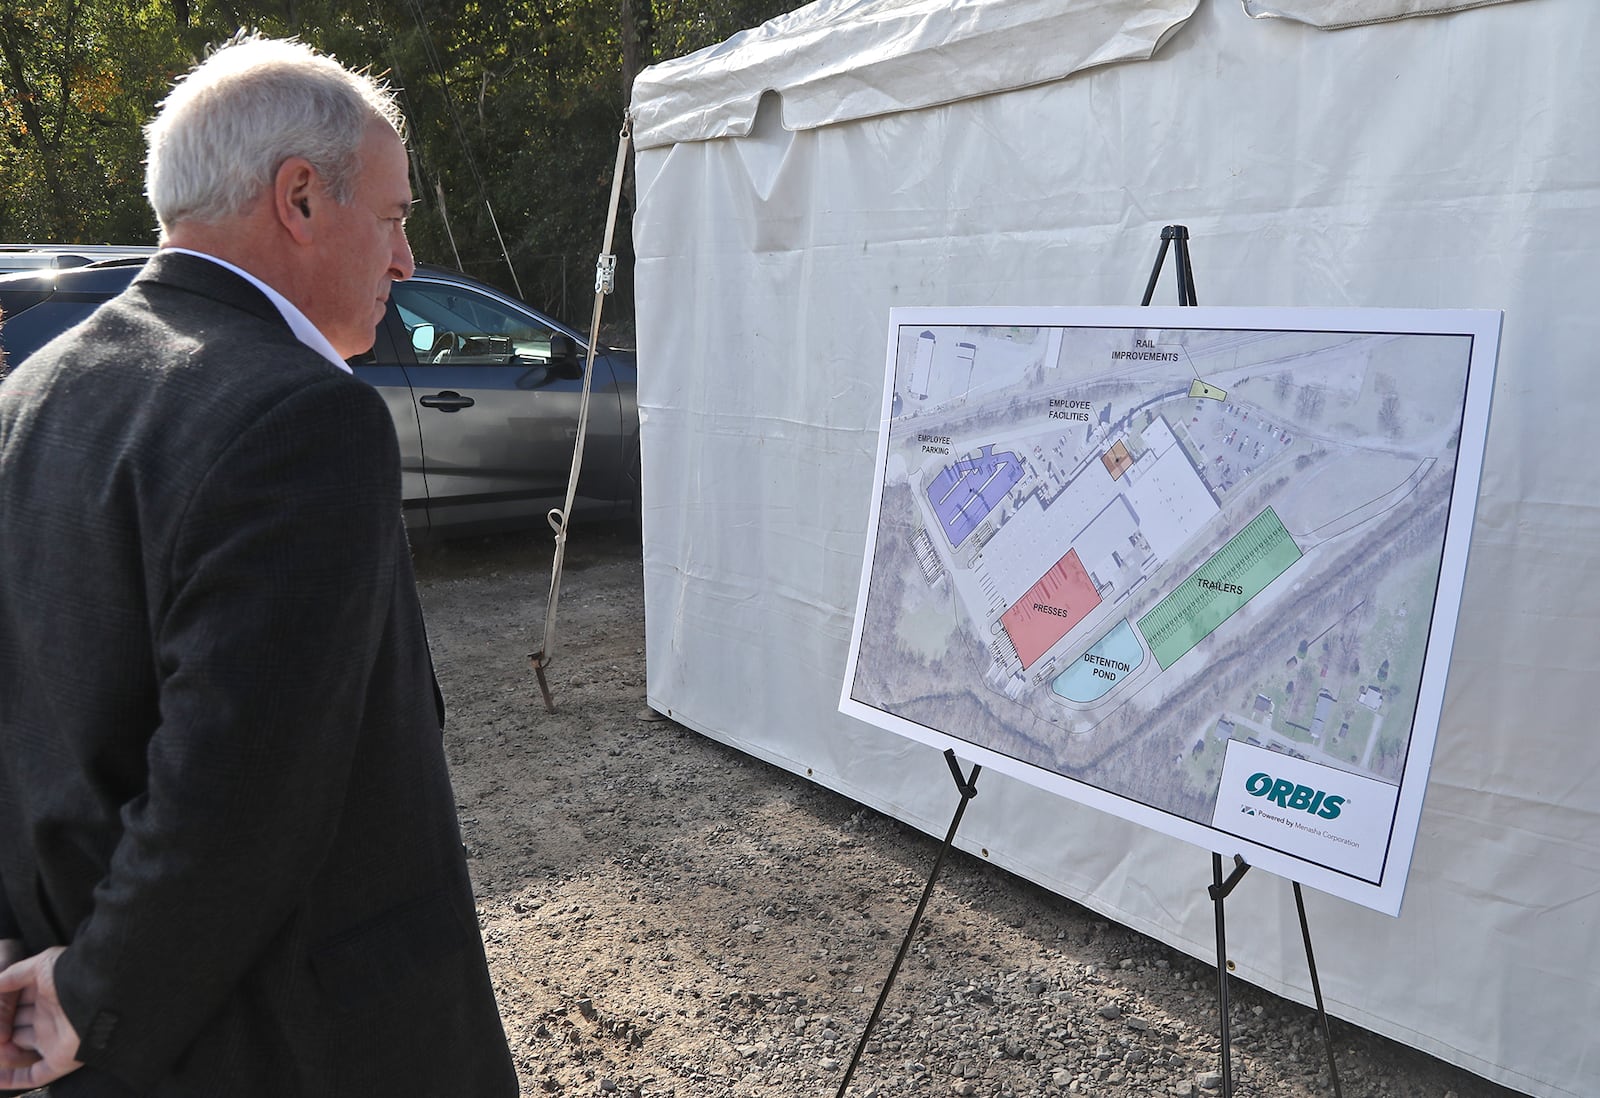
top-left (0, 256), bottom-right (640, 537)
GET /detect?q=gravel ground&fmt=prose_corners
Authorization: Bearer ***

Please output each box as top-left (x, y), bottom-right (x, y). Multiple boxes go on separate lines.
top-left (414, 525), bottom-right (1524, 1098)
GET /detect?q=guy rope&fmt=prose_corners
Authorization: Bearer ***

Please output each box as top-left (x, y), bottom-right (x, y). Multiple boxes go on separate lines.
top-left (529, 112), bottom-right (633, 711)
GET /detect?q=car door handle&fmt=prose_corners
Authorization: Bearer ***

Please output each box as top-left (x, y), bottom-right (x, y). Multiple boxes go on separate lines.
top-left (419, 391), bottom-right (475, 412)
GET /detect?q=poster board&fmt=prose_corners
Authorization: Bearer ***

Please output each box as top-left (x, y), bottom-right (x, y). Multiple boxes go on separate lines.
top-left (841, 305), bottom-right (1500, 915)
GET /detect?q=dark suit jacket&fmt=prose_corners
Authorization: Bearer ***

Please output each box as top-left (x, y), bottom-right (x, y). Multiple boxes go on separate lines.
top-left (0, 252), bottom-right (517, 1096)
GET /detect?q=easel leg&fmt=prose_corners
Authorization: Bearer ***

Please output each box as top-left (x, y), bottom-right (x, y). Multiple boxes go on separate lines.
top-left (1294, 883), bottom-right (1345, 1098)
top-left (1141, 235), bottom-right (1173, 306)
top-left (834, 749), bottom-right (981, 1098)
top-left (1176, 228), bottom-right (1198, 307)
top-left (1209, 853), bottom-right (1250, 1098)
top-left (1142, 224), bottom-right (1198, 307)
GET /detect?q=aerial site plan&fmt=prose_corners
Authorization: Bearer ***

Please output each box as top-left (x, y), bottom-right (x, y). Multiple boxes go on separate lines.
top-left (841, 306), bottom-right (1499, 913)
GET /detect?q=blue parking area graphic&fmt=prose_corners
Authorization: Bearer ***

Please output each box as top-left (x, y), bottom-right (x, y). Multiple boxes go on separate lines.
top-left (927, 445), bottom-right (1025, 548)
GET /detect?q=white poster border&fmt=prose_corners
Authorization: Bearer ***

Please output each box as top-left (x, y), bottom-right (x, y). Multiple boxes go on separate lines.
top-left (839, 304), bottom-right (1501, 916)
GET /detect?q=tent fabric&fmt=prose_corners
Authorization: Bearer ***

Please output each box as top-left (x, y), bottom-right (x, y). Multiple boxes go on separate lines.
top-left (629, 0), bottom-right (1198, 149)
top-left (629, 1), bottom-right (1600, 1096)
top-left (1241, 0), bottom-right (1527, 28)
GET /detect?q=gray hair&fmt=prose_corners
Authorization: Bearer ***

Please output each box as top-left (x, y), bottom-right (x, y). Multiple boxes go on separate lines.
top-left (145, 34), bottom-right (405, 233)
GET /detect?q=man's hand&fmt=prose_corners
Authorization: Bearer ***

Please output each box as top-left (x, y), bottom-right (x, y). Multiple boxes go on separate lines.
top-left (0, 946), bottom-right (83, 1089)
top-left (0, 938), bottom-right (26, 1070)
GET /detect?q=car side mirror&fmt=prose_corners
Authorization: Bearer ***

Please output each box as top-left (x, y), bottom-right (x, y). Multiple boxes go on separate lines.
top-left (549, 333), bottom-right (584, 379)
top-left (410, 323), bottom-right (436, 354)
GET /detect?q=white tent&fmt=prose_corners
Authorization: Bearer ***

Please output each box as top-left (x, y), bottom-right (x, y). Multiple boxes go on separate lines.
top-left (628, 2), bottom-right (1598, 1095)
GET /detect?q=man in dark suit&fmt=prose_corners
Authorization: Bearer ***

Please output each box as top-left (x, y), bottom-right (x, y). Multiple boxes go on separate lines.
top-left (0, 35), bottom-right (518, 1095)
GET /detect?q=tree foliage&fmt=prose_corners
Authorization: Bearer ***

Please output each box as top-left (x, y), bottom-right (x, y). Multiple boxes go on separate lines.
top-left (0, 0), bottom-right (803, 321)
top-left (0, 0), bottom-right (191, 241)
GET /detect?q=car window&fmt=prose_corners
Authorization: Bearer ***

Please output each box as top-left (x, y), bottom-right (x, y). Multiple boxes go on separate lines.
top-left (392, 281), bottom-right (557, 366)
top-left (0, 300), bottom-right (104, 367)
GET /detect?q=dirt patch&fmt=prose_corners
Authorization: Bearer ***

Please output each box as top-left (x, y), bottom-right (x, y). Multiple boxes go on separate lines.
top-left (414, 526), bottom-right (1519, 1098)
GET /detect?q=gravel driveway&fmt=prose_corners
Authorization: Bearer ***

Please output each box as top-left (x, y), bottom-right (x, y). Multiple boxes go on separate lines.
top-left (414, 526), bottom-right (1521, 1098)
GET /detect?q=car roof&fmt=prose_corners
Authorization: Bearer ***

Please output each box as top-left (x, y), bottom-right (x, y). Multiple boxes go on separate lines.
top-left (0, 260), bottom-right (144, 297)
top-left (0, 255), bottom-right (590, 348)
top-left (0, 244), bottom-right (157, 274)
top-left (0, 258), bottom-right (515, 296)
top-left (410, 262), bottom-right (520, 298)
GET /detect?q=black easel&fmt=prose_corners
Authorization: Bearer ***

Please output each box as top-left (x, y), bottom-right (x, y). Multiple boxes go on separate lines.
top-left (1206, 859), bottom-right (1344, 1098)
top-left (1208, 854), bottom-right (1251, 1097)
top-left (1142, 223), bottom-right (1199, 307)
top-left (835, 748), bottom-right (980, 1098)
top-left (1144, 226), bottom-right (1343, 1098)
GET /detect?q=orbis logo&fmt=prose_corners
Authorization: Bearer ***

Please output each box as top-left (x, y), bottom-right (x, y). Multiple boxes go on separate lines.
top-left (1245, 772), bottom-right (1345, 820)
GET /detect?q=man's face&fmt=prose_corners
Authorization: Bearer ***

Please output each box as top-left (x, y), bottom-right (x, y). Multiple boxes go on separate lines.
top-left (308, 123), bottom-right (415, 359)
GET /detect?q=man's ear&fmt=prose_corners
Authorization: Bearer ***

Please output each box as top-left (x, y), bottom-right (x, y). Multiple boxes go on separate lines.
top-left (273, 156), bottom-right (319, 244)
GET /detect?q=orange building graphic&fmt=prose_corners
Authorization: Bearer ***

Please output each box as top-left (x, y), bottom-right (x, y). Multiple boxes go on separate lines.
top-left (1101, 440), bottom-right (1134, 480)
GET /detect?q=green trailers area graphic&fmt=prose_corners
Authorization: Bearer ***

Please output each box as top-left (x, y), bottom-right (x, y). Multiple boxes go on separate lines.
top-left (1137, 508), bottom-right (1302, 670)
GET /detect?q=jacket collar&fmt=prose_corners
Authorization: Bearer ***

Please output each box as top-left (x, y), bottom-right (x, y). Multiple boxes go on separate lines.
top-left (134, 249), bottom-right (284, 327)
